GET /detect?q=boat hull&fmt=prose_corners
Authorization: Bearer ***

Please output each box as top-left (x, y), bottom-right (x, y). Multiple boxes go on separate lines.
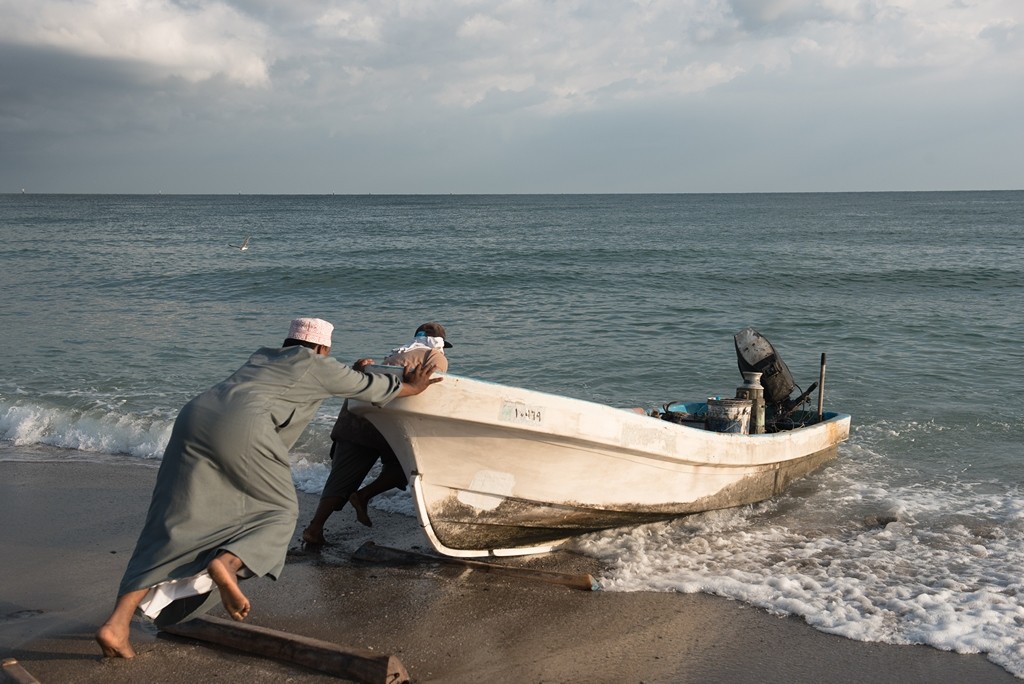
top-left (350, 373), bottom-right (851, 557)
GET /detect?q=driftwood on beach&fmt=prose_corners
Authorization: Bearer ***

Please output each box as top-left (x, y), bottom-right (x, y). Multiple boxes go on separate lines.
top-left (160, 615), bottom-right (409, 684)
top-left (353, 541), bottom-right (601, 591)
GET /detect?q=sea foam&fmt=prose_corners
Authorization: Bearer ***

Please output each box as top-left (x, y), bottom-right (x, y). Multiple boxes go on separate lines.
top-left (0, 400), bottom-right (171, 460)
top-left (576, 451), bottom-right (1024, 678)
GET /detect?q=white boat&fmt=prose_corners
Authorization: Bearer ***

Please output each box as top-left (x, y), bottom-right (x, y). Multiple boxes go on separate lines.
top-left (348, 330), bottom-right (851, 558)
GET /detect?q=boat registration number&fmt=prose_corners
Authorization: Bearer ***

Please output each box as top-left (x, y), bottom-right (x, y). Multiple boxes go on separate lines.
top-left (500, 400), bottom-right (544, 425)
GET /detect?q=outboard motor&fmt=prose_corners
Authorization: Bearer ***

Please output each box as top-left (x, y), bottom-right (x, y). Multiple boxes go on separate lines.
top-left (734, 328), bottom-right (795, 404)
top-left (734, 327), bottom-right (817, 419)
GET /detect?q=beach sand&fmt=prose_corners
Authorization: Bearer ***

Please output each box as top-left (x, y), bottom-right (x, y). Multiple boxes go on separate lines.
top-left (0, 458), bottom-right (1016, 683)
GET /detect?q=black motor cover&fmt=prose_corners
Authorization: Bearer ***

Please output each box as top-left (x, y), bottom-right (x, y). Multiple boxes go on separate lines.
top-left (734, 327), bottom-right (796, 405)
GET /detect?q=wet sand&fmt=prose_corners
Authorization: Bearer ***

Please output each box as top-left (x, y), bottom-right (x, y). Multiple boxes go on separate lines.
top-left (0, 458), bottom-right (1016, 683)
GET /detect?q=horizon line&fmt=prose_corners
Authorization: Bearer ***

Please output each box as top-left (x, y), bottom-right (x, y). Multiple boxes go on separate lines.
top-left (5, 188), bottom-right (1023, 197)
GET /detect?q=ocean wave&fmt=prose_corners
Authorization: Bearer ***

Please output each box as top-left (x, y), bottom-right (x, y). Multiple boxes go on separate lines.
top-left (577, 442), bottom-right (1024, 678)
top-left (0, 399), bottom-right (172, 459)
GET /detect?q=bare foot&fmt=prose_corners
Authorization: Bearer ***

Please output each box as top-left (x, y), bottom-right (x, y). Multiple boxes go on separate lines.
top-left (301, 526), bottom-right (328, 545)
top-left (349, 492), bottom-right (372, 527)
top-left (208, 555), bottom-right (251, 621)
top-left (96, 622), bottom-right (136, 658)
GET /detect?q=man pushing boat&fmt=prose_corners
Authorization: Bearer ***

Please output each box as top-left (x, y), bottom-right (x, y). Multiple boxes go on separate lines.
top-left (96, 317), bottom-right (442, 658)
top-left (302, 321), bottom-right (453, 544)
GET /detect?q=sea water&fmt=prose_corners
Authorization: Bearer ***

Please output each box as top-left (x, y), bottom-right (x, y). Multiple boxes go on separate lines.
top-left (2, 192), bottom-right (1022, 675)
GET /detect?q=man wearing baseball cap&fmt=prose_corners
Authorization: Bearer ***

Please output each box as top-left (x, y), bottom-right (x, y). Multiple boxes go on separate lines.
top-left (302, 321), bottom-right (453, 543)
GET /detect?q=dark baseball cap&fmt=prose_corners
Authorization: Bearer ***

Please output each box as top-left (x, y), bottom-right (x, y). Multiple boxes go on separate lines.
top-left (415, 322), bottom-right (453, 348)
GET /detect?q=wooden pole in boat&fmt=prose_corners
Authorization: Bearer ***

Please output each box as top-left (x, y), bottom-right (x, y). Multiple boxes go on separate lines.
top-left (817, 352), bottom-right (827, 422)
top-left (1, 658), bottom-right (41, 684)
top-left (353, 541), bottom-right (600, 592)
top-left (160, 615), bottom-right (409, 684)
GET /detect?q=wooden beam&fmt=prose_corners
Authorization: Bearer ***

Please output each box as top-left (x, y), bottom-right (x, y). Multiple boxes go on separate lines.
top-left (2, 658), bottom-right (41, 684)
top-left (353, 541), bottom-right (600, 592)
top-left (160, 616), bottom-right (409, 684)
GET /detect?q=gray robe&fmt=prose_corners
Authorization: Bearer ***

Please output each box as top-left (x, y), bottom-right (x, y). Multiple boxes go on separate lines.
top-left (118, 346), bottom-right (402, 625)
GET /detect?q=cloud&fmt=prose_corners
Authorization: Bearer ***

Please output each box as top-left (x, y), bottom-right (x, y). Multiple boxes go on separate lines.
top-left (5, 1), bottom-right (1019, 112)
top-left (0, 0), bottom-right (271, 86)
top-left (315, 4), bottom-right (382, 42)
top-left (0, 0), bottom-right (1022, 192)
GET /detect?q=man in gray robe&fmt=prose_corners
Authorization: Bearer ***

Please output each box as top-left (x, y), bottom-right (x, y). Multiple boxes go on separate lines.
top-left (96, 317), bottom-right (441, 658)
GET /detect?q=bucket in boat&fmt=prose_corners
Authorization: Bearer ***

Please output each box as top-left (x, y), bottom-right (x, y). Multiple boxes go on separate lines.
top-left (707, 398), bottom-right (752, 434)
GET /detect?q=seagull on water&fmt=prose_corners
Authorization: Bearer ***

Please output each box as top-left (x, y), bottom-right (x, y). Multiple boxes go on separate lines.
top-left (230, 236), bottom-right (251, 251)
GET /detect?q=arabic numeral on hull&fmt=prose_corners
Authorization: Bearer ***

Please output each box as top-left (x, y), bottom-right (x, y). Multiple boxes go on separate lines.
top-left (500, 401), bottom-right (544, 425)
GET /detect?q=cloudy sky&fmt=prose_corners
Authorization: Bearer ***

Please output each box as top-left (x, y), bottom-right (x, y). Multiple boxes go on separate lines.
top-left (1, 0), bottom-right (1021, 193)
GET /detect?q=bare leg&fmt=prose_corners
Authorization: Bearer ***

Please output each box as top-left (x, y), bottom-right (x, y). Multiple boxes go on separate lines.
top-left (349, 469), bottom-right (406, 528)
top-left (207, 552), bottom-right (250, 621)
top-left (348, 491), bottom-right (372, 527)
top-left (302, 496), bottom-right (346, 544)
top-left (96, 587), bottom-right (149, 658)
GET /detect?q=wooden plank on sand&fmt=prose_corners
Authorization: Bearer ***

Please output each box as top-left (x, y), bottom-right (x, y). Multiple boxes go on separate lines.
top-left (160, 615), bottom-right (409, 684)
top-left (2, 658), bottom-right (41, 684)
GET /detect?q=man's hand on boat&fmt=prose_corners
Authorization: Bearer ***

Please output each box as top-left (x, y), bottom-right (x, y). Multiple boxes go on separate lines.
top-left (398, 362), bottom-right (443, 397)
top-left (353, 357), bottom-right (375, 371)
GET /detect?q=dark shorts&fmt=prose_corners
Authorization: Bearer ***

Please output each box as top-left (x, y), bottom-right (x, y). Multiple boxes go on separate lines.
top-left (320, 438), bottom-right (408, 508)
